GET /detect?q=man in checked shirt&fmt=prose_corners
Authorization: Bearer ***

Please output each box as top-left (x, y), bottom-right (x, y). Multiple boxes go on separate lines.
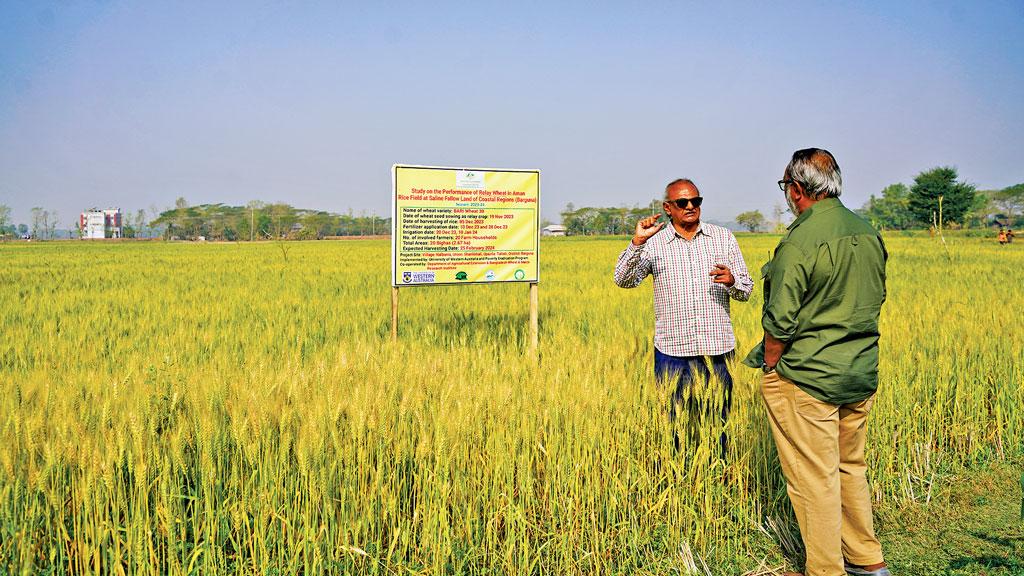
top-left (614, 178), bottom-right (753, 454)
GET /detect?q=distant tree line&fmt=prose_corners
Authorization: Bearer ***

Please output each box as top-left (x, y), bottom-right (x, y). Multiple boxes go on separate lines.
top-left (0, 206), bottom-right (63, 239)
top-left (858, 167), bottom-right (1023, 230)
top-left (4, 167), bottom-right (1020, 241)
top-left (0, 199), bottom-right (391, 241)
top-left (731, 167), bottom-right (1022, 232)
top-left (560, 167), bottom-right (1023, 236)
top-left (29, 207), bottom-right (61, 239)
top-left (561, 199), bottom-right (790, 235)
top-left (558, 201), bottom-right (665, 236)
top-left (151, 198), bottom-right (391, 241)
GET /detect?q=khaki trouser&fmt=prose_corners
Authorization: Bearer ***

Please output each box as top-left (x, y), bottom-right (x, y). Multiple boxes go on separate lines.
top-left (761, 371), bottom-right (884, 576)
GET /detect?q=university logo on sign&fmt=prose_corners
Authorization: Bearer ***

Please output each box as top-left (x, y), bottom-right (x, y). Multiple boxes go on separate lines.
top-left (456, 170), bottom-right (485, 190)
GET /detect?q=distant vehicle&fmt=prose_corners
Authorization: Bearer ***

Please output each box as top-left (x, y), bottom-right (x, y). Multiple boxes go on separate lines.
top-left (20, 234), bottom-right (32, 240)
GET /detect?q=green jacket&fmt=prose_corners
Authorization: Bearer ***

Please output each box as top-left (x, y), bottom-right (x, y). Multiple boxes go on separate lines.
top-left (744, 198), bottom-right (887, 404)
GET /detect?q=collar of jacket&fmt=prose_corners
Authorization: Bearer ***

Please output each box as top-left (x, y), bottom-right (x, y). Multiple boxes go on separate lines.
top-left (787, 197), bottom-right (843, 231)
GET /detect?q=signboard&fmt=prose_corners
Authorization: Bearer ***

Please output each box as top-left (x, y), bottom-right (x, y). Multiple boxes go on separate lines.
top-left (392, 165), bottom-right (540, 286)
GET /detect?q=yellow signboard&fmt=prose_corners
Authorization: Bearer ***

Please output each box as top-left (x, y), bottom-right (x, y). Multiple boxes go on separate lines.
top-left (392, 165), bottom-right (540, 286)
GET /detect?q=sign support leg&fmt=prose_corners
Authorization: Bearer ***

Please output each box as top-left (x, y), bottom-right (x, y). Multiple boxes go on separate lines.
top-left (529, 282), bottom-right (538, 356)
top-left (391, 286), bottom-right (399, 343)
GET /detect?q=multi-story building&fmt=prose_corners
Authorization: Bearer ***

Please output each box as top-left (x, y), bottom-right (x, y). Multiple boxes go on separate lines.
top-left (80, 208), bottom-right (122, 239)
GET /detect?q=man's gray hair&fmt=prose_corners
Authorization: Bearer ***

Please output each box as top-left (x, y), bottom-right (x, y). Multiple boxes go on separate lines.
top-left (785, 148), bottom-right (842, 199)
top-left (664, 178), bottom-right (699, 199)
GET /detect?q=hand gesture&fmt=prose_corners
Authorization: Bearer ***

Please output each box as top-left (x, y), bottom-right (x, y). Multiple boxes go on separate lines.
top-left (710, 264), bottom-right (735, 287)
top-left (632, 214), bottom-right (665, 245)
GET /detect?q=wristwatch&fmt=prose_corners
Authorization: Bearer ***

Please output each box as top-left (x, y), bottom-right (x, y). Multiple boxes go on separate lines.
top-left (760, 362), bottom-right (776, 374)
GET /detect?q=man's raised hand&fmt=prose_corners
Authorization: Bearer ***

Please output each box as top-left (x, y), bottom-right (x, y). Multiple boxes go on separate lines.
top-left (632, 214), bottom-right (665, 245)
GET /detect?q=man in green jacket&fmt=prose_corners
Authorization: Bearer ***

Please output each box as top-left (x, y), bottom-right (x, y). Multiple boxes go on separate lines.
top-left (744, 148), bottom-right (890, 576)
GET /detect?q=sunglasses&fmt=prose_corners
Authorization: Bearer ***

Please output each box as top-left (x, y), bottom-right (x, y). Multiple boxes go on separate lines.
top-left (667, 197), bottom-right (703, 209)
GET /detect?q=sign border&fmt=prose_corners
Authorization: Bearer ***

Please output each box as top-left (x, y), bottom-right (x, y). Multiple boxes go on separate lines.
top-left (391, 164), bottom-right (541, 287)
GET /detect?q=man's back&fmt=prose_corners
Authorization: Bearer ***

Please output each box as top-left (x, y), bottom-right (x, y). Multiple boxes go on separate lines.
top-left (761, 198), bottom-right (887, 404)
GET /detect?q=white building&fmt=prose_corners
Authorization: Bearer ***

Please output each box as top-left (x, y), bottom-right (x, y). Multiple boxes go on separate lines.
top-left (541, 224), bottom-right (566, 237)
top-left (80, 208), bottom-right (122, 239)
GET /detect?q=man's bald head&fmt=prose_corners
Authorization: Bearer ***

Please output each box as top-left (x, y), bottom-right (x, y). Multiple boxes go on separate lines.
top-left (665, 178), bottom-right (699, 199)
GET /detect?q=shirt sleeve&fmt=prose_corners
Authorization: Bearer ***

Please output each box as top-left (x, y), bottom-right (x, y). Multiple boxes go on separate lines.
top-left (762, 241), bottom-right (810, 341)
top-left (726, 233), bottom-right (753, 301)
top-left (614, 241), bottom-right (651, 288)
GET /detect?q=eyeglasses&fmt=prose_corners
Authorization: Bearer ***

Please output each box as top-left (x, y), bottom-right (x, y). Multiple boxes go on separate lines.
top-left (667, 197), bottom-right (703, 209)
top-left (778, 179), bottom-right (794, 192)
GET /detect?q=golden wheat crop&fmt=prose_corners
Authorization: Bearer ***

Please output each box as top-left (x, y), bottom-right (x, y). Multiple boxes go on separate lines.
top-left (1, 236), bottom-right (1021, 574)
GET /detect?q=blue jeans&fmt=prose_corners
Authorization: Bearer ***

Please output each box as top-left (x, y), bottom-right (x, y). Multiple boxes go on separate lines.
top-left (653, 347), bottom-right (735, 454)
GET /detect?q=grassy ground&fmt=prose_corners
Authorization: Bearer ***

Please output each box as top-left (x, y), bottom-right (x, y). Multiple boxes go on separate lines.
top-left (877, 461), bottom-right (1024, 576)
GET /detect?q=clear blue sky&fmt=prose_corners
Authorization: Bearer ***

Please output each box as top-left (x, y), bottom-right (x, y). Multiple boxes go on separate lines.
top-left (1, 1), bottom-right (1022, 227)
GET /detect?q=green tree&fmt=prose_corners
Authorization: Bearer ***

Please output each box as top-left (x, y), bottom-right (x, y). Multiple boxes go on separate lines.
top-left (908, 167), bottom-right (976, 226)
top-left (965, 190), bottom-right (998, 228)
top-left (268, 203), bottom-right (296, 238)
top-left (244, 201), bottom-right (265, 241)
top-left (135, 209), bottom-right (147, 238)
top-left (30, 207), bottom-right (43, 239)
top-left (304, 211), bottom-right (336, 239)
top-left (860, 183), bottom-right (913, 229)
top-left (46, 210), bottom-right (57, 239)
top-left (735, 210), bottom-right (765, 232)
top-left (0, 205), bottom-right (10, 238)
top-left (560, 203), bottom-right (582, 235)
top-left (992, 183), bottom-right (1024, 225)
top-left (771, 203), bottom-right (788, 233)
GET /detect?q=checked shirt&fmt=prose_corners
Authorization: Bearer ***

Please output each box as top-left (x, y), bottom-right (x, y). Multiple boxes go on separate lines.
top-left (614, 222), bottom-right (753, 357)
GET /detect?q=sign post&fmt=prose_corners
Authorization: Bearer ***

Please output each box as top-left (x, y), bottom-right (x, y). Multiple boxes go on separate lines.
top-left (391, 286), bottom-right (399, 343)
top-left (529, 282), bottom-right (538, 355)
top-left (391, 165), bottom-right (540, 351)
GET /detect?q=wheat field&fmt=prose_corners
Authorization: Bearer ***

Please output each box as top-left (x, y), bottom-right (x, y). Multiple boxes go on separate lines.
top-left (1, 236), bottom-right (1021, 574)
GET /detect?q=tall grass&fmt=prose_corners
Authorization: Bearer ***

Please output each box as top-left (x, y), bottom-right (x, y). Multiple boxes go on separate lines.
top-left (0, 236), bottom-right (1021, 574)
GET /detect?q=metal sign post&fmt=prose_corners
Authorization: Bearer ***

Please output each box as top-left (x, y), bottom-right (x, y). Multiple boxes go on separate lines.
top-left (529, 282), bottom-right (538, 356)
top-left (391, 286), bottom-right (399, 343)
